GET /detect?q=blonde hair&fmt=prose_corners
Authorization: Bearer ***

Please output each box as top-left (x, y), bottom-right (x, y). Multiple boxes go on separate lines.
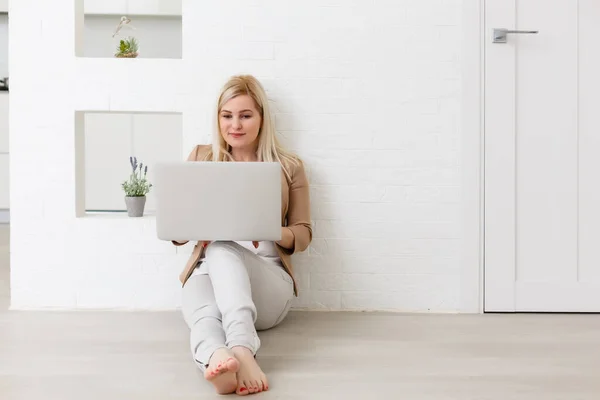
top-left (204, 74), bottom-right (300, 181)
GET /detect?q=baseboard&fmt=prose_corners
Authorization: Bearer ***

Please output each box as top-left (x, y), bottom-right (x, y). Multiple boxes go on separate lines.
top-left (0, 209), bottom-right (8, 224)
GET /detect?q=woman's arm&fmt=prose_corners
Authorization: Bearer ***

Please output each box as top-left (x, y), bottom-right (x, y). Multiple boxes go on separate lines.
top-left (276, 227), bottom-right (295, 250)
top-left (170, 145), bottom-right (203, 247)
top-left (277, 161), bottom-right (312, 254)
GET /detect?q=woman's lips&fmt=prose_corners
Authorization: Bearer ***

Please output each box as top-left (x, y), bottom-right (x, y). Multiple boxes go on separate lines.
top-left (229, 133), bottom-right (245, 138)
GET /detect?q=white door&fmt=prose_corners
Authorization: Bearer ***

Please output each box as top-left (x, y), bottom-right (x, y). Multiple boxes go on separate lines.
top-left (484, 0), bottom-right (600, 312)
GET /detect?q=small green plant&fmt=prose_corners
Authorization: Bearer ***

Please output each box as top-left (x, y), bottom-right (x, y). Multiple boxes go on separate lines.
top-left (122, 156), bottom-right (152, 197)
top-left (115, 36), bottom-right (139, 58)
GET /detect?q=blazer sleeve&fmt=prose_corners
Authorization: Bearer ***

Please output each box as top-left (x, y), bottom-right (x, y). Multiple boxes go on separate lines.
top-left (171, 145), bottom-right (202, 247)
top-left (281, 161), bottom-right (313, 254)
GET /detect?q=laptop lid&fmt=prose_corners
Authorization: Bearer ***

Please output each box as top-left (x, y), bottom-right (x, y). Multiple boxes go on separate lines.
top-left (154, 161), bottom-right (282, 242)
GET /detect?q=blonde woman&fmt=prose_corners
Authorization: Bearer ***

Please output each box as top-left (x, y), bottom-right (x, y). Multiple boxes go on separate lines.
top-left (173, 75), bottom-right (312, 396)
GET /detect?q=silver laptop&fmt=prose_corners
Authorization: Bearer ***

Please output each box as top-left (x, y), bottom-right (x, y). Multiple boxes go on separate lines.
top-left (154, 161), bottom-right (282, 242)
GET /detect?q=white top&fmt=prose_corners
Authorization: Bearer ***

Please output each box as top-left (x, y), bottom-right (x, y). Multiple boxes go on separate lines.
top-left (235, 240), bottom-right (281, 262)
top-left (191, 241), bottom-right (281, 277)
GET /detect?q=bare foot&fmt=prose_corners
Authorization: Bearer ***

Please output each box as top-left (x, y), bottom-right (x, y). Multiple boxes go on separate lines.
top-left (232, 346), bottom-right (268, 395)
top-left (204, 348), bottom-right (239, 395)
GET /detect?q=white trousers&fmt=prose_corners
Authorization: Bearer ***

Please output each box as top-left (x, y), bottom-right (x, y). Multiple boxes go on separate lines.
top-left (181, 241), bottom-right (295, 371)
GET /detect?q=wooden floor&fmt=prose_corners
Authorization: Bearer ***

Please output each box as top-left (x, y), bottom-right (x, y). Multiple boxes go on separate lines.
top-left (1, 225), bottom-right (599, 399)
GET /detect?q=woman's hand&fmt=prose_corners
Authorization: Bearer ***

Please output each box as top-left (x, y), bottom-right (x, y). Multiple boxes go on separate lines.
top-left (276, 227), bottom-right (294, 250)
top-left (248, 228), bottom-right (292, 250)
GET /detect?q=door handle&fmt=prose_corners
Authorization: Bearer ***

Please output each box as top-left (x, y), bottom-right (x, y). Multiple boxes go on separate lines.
top-left (493, 28), bottom-right (539, 43)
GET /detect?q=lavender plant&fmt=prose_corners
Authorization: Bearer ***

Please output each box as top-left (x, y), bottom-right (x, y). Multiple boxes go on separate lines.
top-left (122, 156), bottom-right (152, 197)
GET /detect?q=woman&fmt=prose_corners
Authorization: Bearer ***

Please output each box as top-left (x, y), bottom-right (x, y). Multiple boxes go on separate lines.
top-left (172, 75), bottom-right (312, 396)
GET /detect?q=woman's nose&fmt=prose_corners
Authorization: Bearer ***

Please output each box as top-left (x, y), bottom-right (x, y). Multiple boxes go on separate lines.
top-left (232, 117), bottom-right (242, 129)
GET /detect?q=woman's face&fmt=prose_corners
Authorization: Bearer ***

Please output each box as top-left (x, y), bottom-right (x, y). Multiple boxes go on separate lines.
top-left (219, 95), bottom-right (262, 152)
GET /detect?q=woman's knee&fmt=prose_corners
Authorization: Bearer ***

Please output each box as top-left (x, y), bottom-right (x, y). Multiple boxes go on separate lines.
top-left (255, 298), bottom-right (293, 331)
top-left (204, 240), bottom-right (243, 259)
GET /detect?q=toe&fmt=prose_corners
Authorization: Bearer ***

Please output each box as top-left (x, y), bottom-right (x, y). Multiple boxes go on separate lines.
top-left (204, 367), bottom-right (216, 380)
top-left (237, 381), bottom-right (249, 396)
top-left (247, 381), bottom-right (257, 394)
top-left (226, 357), bottom-right (240, 373)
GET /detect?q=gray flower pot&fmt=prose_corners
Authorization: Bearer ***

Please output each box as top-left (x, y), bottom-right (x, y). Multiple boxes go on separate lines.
top-left (125, 196), bottom-right (146, 217)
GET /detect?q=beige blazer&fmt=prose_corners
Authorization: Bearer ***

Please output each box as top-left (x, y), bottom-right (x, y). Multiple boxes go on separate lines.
top-left (172, 144), bottom-right (312, 296)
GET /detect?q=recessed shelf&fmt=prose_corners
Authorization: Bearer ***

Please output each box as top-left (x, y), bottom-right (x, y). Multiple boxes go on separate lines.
top-left (78, 1), bottom-right (182, 60)
top-left (82, 14), bottom-right (181, 60)
top-left (75, 111), bottom-right (182, 217)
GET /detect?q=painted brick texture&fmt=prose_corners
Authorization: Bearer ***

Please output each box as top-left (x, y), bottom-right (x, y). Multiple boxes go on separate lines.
top-left (9, 0), bottom-right (462, 311)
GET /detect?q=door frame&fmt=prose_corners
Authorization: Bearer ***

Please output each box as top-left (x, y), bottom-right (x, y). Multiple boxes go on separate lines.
top-left (459, 0), bottom-right (486, 313)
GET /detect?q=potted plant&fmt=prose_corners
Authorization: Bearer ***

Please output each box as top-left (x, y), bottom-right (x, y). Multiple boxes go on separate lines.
top-left (122, 156), bottom-right (152, 217)
top-left (115, 36), bottom-right (139, 58)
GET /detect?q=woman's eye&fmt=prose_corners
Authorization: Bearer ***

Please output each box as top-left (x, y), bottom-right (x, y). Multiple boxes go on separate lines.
top-left (242, 115), bottom-right (251, 119)
top-left (222, 115), bottom-right (232, 119)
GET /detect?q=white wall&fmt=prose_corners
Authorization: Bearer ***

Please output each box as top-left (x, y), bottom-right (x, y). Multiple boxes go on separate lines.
top-left (219, 0), bottom-right (463, 312)
top-left (9, 0), bottom-right (466, 312)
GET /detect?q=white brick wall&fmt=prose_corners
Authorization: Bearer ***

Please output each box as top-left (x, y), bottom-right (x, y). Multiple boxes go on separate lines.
top-left (9, 0), bottom-right (463, 312)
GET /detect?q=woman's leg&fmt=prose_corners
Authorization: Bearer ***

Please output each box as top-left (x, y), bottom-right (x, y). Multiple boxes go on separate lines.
top-left (181, 274), bottom-right (239, 395)
top-left (203, 241), bottom-right (295, 394)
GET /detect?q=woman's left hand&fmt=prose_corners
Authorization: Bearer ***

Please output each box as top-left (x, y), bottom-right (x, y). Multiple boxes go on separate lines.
top-left (276, 227), bottom-right (294, 250)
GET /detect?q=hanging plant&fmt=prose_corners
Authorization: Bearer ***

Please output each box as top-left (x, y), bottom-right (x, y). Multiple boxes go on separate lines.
top-left (115, 36), bottom-right (139, 58)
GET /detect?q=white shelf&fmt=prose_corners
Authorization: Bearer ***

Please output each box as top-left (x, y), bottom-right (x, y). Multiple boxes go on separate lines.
top-left (0, 0), bottom-right (6, 13)
top-left (83, 211), bottom-right (156, 219)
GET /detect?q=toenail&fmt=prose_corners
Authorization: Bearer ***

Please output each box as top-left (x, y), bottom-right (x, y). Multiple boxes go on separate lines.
top-left (240, 388), bottom-right (247, 392)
